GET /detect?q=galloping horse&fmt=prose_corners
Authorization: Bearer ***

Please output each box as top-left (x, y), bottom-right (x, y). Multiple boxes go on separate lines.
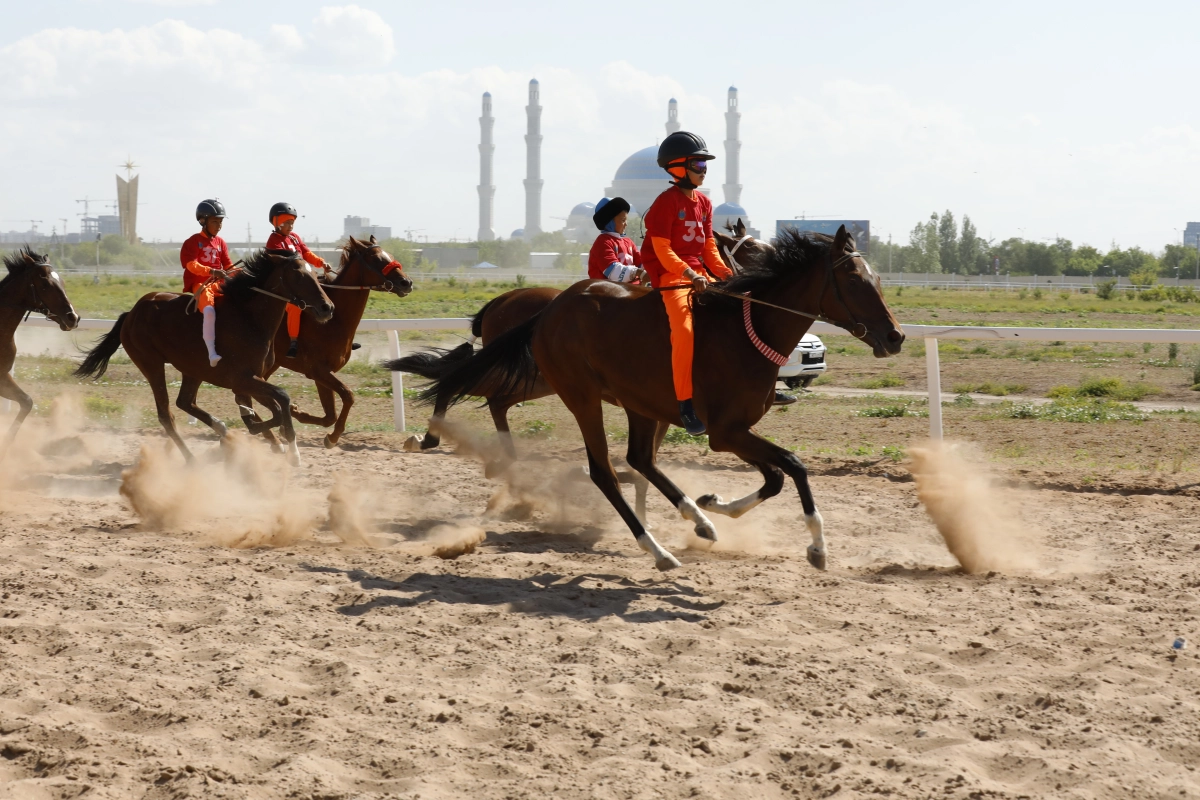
top-left (235, 235), bottom-right (413, 449)
top-left (75, 250), bottom-right (333, 466)
top-left (392, 221), bottom-right (771, 457)
top-left (423, 226), bottom-right (903, 571)
top-left (0, 247), bottom-right (80, 457)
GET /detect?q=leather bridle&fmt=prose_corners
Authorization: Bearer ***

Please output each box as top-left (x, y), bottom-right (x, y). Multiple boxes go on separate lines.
top-left (2, 259), bottom-right (74, 327)
top-left (322, 244), bottom-right (409, 293)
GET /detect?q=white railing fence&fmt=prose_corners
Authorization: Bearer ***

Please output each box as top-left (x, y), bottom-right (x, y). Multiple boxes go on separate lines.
top-left (10, 318), bottom-right (1200, 441)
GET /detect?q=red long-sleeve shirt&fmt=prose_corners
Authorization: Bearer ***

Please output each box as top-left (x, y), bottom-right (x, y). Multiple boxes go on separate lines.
top-left (640, 186), bottom-right (731, 287)
top-left (587, 233), bottom-right (642, 281)
top-left (266, 230), bottom-right (326, 268)
top-left (179, 232), bottom-right (232, 293)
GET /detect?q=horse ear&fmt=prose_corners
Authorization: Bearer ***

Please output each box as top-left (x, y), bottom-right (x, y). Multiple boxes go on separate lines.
top-left (833, 223), bottom-right (852, 252)
top-left (348, 235), bottom-right (359, 247)
top-left (735, 218), bottom-right (746, 237)
top-left (369, 235), bottom-right (377, 244)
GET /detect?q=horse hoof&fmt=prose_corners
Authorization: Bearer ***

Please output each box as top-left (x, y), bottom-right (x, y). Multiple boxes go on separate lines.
top-left (270, 444), bottom-right (284, 454)
top-left (806, 545), bottom-right (827, 571)
top-left (655, 553), bottom-right (682, 572)
top-left (402, 435), bottom-right (423, 452)
top-left (696, 493), bottom-right (720, 510)
top-left (323, 435), bottom-right (339, 450)
top-left (694, 523), bottom-right (718, 542)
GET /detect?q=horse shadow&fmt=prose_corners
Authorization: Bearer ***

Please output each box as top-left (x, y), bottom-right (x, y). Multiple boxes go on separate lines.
top-left (300, 564), bottom-right (724, 623)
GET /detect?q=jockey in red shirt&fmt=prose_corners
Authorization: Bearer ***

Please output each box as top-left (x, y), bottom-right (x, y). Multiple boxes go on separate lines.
top-left (587, 197), bottom-right (646, 283)
top-left (180, 199), bottom-right (234, 367)
top-left (640, 131), bottom-right (732, 434)
top-left (264, 202), bottom-right (331, 358)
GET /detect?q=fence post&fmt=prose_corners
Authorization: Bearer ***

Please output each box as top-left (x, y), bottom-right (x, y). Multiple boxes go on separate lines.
top-left (924, 337), bottom-right (942, 441)
top-left (388, 329), bottom-right (405, 432)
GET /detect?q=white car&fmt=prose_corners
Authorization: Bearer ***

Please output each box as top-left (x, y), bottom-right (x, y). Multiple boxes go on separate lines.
top-left (777, 333), bottom-right (827, 390)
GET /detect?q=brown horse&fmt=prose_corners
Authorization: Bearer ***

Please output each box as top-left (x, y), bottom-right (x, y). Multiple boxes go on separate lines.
top-left (393, 221), bottom-right (772, 456)
top-left (234, 235), bottom-right (413, 449)
top-left (0, 247), bottom-right (80, 456)
top-left (75, 250), bottom-right (333, 466)
top-left (422, 226), bottom-right (903, 571)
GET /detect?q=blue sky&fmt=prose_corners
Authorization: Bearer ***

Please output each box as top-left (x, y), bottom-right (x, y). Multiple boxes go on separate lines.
top-left (2, 0), bottom-right (1197, 249)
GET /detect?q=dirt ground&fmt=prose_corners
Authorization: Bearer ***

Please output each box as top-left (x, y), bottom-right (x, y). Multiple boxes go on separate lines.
top-left (0, 369), bottom-right (1197, 799)
top-left (0, 303), bottom-right (1199, 799)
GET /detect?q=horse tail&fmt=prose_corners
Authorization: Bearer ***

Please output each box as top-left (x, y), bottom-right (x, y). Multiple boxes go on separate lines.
top-left (74, 313), bottom-right (127, 380)
top-left (470, 294), bottom-right (505, 339)
top-left (381, 342), bottom-right (474, 380)
top-left (410, 313), bottom-right (540, 408)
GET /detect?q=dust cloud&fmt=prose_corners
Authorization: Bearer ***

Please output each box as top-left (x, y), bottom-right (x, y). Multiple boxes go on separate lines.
top-left (909, 441), bottom-right (1038, 574)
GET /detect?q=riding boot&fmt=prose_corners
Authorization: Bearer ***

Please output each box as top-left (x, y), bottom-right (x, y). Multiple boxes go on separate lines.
top-left (201, 306), bottom-right (221, 367)
top-left (678, 399), bottom-right (706, 435)
top-left (773, 390), bottom-right (797, 405)
top-left (287, 338), bottom-right (299, 359)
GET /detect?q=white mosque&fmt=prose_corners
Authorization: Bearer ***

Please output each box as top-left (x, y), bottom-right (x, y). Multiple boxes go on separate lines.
top-left (477, 84), bottom-right (758, 245)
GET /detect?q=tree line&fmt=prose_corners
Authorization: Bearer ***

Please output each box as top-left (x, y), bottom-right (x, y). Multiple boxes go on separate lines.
top-left (868, 211), bottom-right (1200, 279)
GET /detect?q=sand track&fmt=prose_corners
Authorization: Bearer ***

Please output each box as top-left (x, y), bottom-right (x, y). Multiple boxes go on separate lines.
top-left (0, 424), bottom-right (1197, 800)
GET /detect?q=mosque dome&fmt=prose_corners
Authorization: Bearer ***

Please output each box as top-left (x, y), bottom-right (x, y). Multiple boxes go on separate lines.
top-left (714, 202), bottom-right (747, 217)
top-left (510, 228), bottom-right (524, 239)
top-left (613, 147), bottom-right (663, 182)
top-left (569, 201), bottom-right (595, 217)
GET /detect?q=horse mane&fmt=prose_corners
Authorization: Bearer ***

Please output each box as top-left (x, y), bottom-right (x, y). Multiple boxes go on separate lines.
top-left (0, 246), bottom-right (43, 293)
top-left (720, 228), bottom-right (832, 297)
top-left (222, 249), bottom-right (297, 302)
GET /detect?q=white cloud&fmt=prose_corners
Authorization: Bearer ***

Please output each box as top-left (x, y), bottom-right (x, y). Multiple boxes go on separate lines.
top-left (309, 5), bottom-right (395, 67)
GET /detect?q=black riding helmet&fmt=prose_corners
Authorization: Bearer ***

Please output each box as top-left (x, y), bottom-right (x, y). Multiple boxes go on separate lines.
top-left (656, 131), bottom-right (715, 169)
top-left (269, 202), bottom-right (298, 224)
top-left (195, 199), bottom-right (226, 221)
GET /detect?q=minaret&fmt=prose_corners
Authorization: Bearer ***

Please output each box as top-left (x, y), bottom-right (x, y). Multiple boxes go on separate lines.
top-left (523, 79), bottom-right (543, 240)
top-left (723, 86), bottom-right (742, 206)
top-left (477, 92), bottom-right (496, 242)
top-left (666, 98), bottom-right (681, 135)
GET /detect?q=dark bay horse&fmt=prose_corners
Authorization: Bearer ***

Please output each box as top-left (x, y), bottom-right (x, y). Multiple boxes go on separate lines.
top-left (235, 235), bottom-right (413, 449)
top-left (423, 226), bottom-right (903, 571)
top-left (0, 247), bottom-right (80, 457)
top-left (75, 250), bottom-right (333, 466)
top-left (392, 221), bottom-right (771, 456)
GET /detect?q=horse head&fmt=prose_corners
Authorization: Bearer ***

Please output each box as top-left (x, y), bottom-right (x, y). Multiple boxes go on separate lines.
top-left (4, 248), bottom-right (79, 331)
top-left (267, 250), bottom-right (335, 323)
top-left (822, 225), bottom-right (904, 357)
top-left (714, 218), bottom-right (774, 274)
top-left (344, 235), bottom-right (414, 298)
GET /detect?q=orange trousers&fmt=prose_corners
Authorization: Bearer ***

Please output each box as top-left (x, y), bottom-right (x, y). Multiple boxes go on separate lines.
top-left (661, 285), bottom-right (694, 401)
top-left (194, 282), bottom-right (220, 312)
top-left (286, 303), bottom-right (301, 338)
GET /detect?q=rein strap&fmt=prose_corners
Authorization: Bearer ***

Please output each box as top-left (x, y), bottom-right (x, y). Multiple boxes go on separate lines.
top-left (742, 294), bottom-right (789, 366)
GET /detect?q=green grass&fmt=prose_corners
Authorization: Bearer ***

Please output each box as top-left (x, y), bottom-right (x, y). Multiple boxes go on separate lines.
top-left (857, 402), bottom-right (927, 418)
top-left (663, 428), bottom-right (708, 446)
top-left (856, 374), bottom-right (906, 390)
top-left (997, 398), bottom-right (1148, 423)
top-left (1047, 377), bottom-right (1160, 402)
top-left (84, 395), bottom-right (123, 420)
top-left (951, 381), bottom-right (1029, 396)
top-left (519, 419), bottom-right (555, 438)
top-left (881, 444), bottom-right (905, 462)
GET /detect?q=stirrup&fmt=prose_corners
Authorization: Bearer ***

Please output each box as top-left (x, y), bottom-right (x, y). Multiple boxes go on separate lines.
top-left (678, 399), bottom-right (706, 435)
top-left (286, 340), bottom-right (299, 359)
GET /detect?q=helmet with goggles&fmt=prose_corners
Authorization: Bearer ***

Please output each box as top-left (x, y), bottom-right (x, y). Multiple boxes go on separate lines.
top-left (269, 202), bottom-right (298, 226)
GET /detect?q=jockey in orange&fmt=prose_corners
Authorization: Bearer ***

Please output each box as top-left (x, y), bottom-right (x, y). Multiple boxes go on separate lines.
top-left (265, 202), bottom-right (331, 358)
top-left (639, 131), bottom-right (732, 434)
top-left (180, 199), bottom-right (234, 367)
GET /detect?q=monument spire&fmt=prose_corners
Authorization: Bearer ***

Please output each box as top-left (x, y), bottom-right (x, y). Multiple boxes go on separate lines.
top-left (523, 79), bottom-right (543, 240)
top-left (477, 92), bottom-right (496, 242)
top-left (723, 86), bottom-right (742, 206)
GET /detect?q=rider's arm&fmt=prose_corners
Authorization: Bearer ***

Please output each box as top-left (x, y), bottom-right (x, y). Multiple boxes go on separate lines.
top-left (704, 235), bottom-right (733, 280)
top-left (650, 237), bottom-right (691, 281)
top-left (292, 236), bottom-right (326, 269)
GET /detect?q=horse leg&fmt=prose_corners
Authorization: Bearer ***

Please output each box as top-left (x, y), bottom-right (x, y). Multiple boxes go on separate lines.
top-left (291, 382), bottom-right (338, 428)
top-left (695, 459), bottom-right (784, 519)
top-left (320, 377), bottom-right (355, 448)
top-left (176, 375), bottom-right (228, 440)
top-left (234, 391), bottom-right (282, 451)
top-left (625, 411), bottom-right (718, 543)
top-left (706, 427), bottom-right (826, 570)
top-left (0, 372), bottom-right (33, 459)
top-left (136, 357), bottom-right (193, 462)
top-left (420, 389), bottom-right (449, 450)
top-left (488, 396), bottom-right (518, 460)
top-left (572, 402), bottom-right (680, 571)
top-left (238, 376), bottom-right (300, 467)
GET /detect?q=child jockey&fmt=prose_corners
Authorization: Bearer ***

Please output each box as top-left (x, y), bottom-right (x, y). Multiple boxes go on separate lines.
top-left (180, 199), bottom-right (234, 367)
top-left (639, 131), bottom-right (733, 435)
top-left (587, 197), bottom-right (646, 283)
top-left (265, 202), bottom-right (331, 358)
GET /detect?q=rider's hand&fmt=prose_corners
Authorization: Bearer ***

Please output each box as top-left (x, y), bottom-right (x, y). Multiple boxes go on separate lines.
top-left (211, 269), bottom-right (228, 280)
top-left (691, 273), bottom-right (709, 293)
top-left (635, 268), bottom-right (649, 284)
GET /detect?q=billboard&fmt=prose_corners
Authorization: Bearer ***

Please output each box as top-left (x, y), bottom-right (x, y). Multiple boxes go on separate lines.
top-left (776, 219), bottom-right (870, 255)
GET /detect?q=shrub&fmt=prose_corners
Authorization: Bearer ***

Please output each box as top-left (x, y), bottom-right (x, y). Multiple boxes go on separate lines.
top-left (1032, 288), bottom-right (1044, 299)
top-left (1138, 285), bottom-right (1167, 302)
top-left (1002, 398), bottom-right (1147, 423)
top-left (1048, 377), bottom-right (1159, 402)
top-left (1169, 343), bottom-right (1179, 362)
top-left (881, 444), bottom-right (905, 462)
top-left (515, 274), bottom-right (527, 287)
top-left (857, 403), bottom-right (926, 418)
top-left (1128, 266), bottom-right (1159, 288)
top-left (1096, 279), bottom-right (1118, 299)
top-left (520, 419), bottom-right (554, 438)
top-left (663, 428), bottom-right (707, 446)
